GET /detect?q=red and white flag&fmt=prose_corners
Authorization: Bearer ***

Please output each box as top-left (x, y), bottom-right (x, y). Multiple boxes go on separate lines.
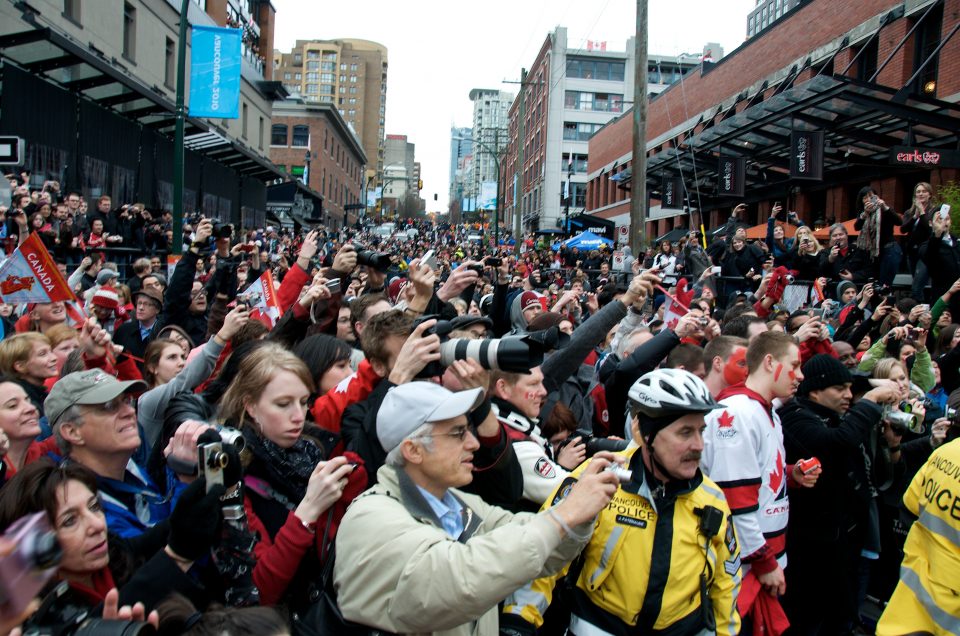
top-left (0, 233), bottom-right (76, 304)
top-left (239, 270), bottom-right (281, 328)
top-left (662, 295), bottom-right (688, 331)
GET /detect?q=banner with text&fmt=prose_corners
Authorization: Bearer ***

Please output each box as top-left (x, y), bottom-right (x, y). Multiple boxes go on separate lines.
top-left (790, 130), bottom-right (824, 180)
top-left (717, 156), bottom-right (745, 198)
top-left (661, 175), bottom-right (685, 209)
top-left (0, 233), bottom-right (76, 304)
top-left (479, 181), bottom-right (497, 211)
top-left (189, 26), bottom-right (242, 119)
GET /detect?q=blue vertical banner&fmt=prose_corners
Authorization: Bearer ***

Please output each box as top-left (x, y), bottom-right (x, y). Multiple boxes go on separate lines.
top-left (189, 26), bottom-right (242, 119)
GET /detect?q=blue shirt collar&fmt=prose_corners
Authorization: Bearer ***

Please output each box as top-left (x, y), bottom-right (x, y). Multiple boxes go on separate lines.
top-left (415, 485), bottom-right (463, 539)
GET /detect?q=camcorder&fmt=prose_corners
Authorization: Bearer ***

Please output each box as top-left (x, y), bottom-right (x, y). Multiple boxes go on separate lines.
top-left (0, 512), bottom-right (61, 625)
top-left (412, 315), bottom-right (548, 378)
top-left (197, 428), bottom-right (260, 607)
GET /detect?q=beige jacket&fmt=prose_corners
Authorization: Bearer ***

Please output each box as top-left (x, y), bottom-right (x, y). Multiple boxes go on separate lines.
top-left (334, 464), bottom-right (590, 635)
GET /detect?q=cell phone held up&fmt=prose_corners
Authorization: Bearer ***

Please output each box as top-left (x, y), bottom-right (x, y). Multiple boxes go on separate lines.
top-left (0, 512), bottom-right (62, 623)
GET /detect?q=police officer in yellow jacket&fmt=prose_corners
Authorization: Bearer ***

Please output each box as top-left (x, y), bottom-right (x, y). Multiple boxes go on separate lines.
top-left (502, 368), bottom-right (741, 636)
top-left (877, 433), bottom-right (960, 636)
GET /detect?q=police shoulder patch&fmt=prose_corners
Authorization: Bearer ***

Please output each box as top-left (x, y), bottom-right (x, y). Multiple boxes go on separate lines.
top-left (551, 476), bottom-right (578, 506)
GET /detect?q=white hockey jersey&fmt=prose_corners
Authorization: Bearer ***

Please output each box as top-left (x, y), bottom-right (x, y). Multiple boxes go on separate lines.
top-left (701, 386), bottom-right (789, 571)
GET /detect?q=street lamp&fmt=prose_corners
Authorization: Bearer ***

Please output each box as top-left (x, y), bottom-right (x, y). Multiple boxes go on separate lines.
top-left (454, 136), bottom-right (500, 249)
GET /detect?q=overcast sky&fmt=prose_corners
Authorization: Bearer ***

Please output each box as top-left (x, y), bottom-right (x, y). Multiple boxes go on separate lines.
top-left (272, 0), bottom-right (757, 212)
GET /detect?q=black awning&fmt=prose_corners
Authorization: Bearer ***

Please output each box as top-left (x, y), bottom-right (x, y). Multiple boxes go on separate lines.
top-left (266, 180), bottom-right (325, 227)
top-left (642, 75), bottom-right (960, 205)
top-left (654, 228), bottom-right (691, 244)
top-left (0, 15), bottom-right (287, 183)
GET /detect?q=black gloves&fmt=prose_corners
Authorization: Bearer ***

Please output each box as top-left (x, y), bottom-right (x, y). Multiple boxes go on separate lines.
top-left (168, 477), bottom-right (225, 561)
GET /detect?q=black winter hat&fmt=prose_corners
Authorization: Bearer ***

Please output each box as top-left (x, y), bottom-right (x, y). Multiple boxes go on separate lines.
top-left (799, 354), bottom-right (853, 395)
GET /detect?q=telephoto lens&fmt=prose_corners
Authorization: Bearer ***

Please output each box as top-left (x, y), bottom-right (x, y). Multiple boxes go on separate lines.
top-left (355, 248), bottom-right (392, 271)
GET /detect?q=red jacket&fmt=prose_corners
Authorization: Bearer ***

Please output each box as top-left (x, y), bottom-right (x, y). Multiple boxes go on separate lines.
top-left (1, 437), bottom-right (59, 480)
top-left (310, 359), bottom-right (381, 433)
top-left (245, 451), bottom-right (367, 606)
top-left (276, 263), bottom-right (311, 314)
top-left (798, 338), bottom-right (836, 364)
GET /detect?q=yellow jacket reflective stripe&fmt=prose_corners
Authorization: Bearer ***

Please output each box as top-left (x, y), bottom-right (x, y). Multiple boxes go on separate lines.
top-left (504, 447), bottom-right (742, 635)
top-left (877, 438), bottom-right (960, 636)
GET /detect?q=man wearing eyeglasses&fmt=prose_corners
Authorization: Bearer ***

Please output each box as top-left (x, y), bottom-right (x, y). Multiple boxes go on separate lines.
top-left (44, 369), bottom-right (192, 538)
top-left (334, 381), bottom-right (621, 635)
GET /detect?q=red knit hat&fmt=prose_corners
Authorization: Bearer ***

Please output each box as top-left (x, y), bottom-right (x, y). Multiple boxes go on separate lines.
top-left (91, 286), bottom-right (120, 312)
top-left (519, 291), bottom-right (542, 312)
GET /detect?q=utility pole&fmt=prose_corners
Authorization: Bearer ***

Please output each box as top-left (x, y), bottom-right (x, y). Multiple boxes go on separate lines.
top-left (172, 0), bottom-right (190, 257)
top-left (630, 0), bottom-right (648, 256)
top-left (513, 68), bottom-right (527, 255)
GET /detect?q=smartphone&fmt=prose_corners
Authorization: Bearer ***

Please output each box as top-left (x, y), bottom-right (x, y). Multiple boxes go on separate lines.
top-left (939, 204), bottom-right (951, 220)
top-left (710, 266), bottom-right (721, 275)
top-left (421, 249), bottom-right (437, 270)
top-left (0, 513), bottom-right (61, 623)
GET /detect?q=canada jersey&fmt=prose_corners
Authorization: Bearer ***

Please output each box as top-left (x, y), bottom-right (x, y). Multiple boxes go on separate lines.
top-left (701, 391), bottom-right (788, 570)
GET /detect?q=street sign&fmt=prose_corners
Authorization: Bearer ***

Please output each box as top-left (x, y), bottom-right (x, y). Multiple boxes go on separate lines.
top-left (617, 225), bottom-right (629, 245)
top-left (612, 250), bottom-right (625, 271)
top-left (0, 136), bottom-right (24, 165)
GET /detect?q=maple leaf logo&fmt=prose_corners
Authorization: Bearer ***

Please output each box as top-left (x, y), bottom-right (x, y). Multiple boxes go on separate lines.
top-left (718, 411), bottom-right (735, 428)
top-left (666, 317), bottom-right (679, 330)
top-left (768, 450), bottom-right (785, 494)
top-left (0, 275), bottom-right (33, 295)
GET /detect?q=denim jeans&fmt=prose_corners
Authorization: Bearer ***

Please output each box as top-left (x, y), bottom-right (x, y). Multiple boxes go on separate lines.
top-left (877, 242), bottom-right (902, 287)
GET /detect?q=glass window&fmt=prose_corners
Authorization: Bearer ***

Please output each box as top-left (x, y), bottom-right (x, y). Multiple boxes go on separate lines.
top-left (293, 53), bottom-right (302, 65)
top-left (283, 72), bottom-right (291, 80)
top-left (595, 61), bottom-right (609, 80)
top-left (349, 86), bottom-right (358, 94)
top-left (271, 124), bottom-right (287, 146)
top-left (350, 75), bottom-right (357, 83)
top-left (306, 61), bottom-right (320, 70)
top-left (564, 91), bottom-right (579, 109)
top-left (350, 63), bottom-right (358, 71)
top-left (610, 62), bottom-right (625, 81)
top-left (294, 73), bottom-right (301, 80)
top-left (292, 125), bottom-right (309, 147)
top-left (122, 3), bottom-right (136, 60)
top-left (305, 84), bottom-right (318, 94)
top-left (307, 50), bottom-right (319, 59)
top-left (321, 73), bottom-right (335, 82)
top-left (306, 72), bottom-right (319, 81)
top-left (321, 84), bottom-right (335, 94)
top-left (340, 63), bottom-right (347, 70)
top-left (322, 62), bottom-right (336, 71)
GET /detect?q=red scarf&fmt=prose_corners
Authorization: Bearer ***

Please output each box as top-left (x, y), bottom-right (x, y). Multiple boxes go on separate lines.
top-left (65, 567), bottom-right (116, 605)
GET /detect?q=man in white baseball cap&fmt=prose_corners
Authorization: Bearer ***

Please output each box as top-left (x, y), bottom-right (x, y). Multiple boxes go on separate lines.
top-left (334, 381), bottom-right (622, 635)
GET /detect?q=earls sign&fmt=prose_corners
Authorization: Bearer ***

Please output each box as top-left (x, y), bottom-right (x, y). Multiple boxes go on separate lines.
top-left (790, 130), bottom-right (824, 181)
top-left (890, 147), bottom-right (960, 168)
top-left (717, 156), bottom-right (745, 197)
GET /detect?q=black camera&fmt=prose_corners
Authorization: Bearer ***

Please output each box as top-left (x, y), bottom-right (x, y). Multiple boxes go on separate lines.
top-left (413, 315), bottom-right (546, 378)
top-left (212, 222), bottom-right (234, 240)
top-left (355, 247), bottom-right (392, 271)
top-left (21, 581), bottom-right (155, 635)
top-left (485, 257), bottom-right (502, 267)
top-left (557, 429), bottom-right (630, 457)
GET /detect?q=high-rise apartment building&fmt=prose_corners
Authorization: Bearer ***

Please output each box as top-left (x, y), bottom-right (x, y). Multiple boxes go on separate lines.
top-left (500, 27), bottom-right (700, 231)
top-left (468, 89), bottom-right (513, 204)
top-left (273, 39), bottom-right (387, 186)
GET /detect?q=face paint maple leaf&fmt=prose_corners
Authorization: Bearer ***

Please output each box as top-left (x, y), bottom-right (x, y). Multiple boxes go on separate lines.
top-left (769, 450), bottom-right (785, 494)
top-left (718, 410), bottom-right (735, 428)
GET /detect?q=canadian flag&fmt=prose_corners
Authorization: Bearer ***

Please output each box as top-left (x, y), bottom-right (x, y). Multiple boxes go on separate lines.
top-left (662, 295), bottom-right (688, 331)
top-left (240, 270), bottom-right (281, 328)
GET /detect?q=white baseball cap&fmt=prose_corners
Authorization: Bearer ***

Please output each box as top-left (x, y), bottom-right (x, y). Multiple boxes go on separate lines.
top-left (376, 383), bottom-right (484, 453)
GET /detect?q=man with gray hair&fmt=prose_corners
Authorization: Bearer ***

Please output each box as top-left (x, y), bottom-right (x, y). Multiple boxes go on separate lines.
top-left (45, 368), bottom-right (193, 538)
top-left (334, 381), bottom-right (621, 635)
top-left (819, 222), bottom-right (871, 287)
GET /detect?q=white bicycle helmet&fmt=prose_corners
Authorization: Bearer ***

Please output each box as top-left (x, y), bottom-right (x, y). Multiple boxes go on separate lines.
top-left (628, 368), bottom-right (719, 419)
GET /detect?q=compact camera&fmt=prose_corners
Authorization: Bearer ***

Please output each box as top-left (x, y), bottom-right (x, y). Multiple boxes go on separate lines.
top-left (0, 512), bottom-right (61, 623)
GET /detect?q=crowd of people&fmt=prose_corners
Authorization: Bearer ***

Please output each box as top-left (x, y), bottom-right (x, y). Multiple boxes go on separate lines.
top-left (0, 172), bottom-right (959, 636)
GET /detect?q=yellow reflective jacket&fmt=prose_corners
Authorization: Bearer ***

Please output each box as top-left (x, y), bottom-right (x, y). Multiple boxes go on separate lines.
top-left (503, 446), bottom-right (742, 636)
top-left (877, 438), bottom-right (960, 636)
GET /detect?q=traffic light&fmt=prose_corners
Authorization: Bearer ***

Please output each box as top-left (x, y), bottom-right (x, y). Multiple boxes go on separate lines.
top-left (417, 179), bottom-right (423, 191)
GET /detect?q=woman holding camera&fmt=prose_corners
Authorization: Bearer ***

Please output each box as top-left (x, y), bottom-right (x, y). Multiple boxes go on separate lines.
top-left (901, 182), bottom-right (937, 301)
top-left (218, 343), bottom-right (366, 609)
top-left (137, 305), bottom-right (249, 452)
top-left (0, 459), bottom-right (223, 626)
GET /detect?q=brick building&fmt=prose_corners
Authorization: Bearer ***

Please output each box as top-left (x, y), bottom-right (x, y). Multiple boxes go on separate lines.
top-left (270, 100), bottom-right (366, 226)
top-left (586, 0), bottom-right (960, 241)
top-left (273, 39), bottom-right (387, 187)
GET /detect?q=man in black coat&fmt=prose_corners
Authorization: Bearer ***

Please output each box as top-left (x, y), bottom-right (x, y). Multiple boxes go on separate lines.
top-left (778, 355), bottom-right (900, 635)
top-left (113, 287), bottom-right (164, 370)
top-left (921, 210), bottom-right (960, 317)
top-left (818, 223), bottom-right (873, 288)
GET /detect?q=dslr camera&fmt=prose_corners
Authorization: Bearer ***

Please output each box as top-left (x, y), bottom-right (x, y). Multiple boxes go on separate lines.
top-left (352, 244), bottom-right (392, 271)
top-left (412, 315), bottom-right (547, 378)
top-left (557, 429), bottom-right (630, 457)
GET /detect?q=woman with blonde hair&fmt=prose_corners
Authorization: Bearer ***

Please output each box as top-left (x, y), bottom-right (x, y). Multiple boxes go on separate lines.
top-left (901, 181), bottom-right (937, 301)
top-left (218, 342), bottom-right (365, 611)
top-left (0, 332), bottom-right (58, 417)
top-left (789, 225), bottom-right (822, 281)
